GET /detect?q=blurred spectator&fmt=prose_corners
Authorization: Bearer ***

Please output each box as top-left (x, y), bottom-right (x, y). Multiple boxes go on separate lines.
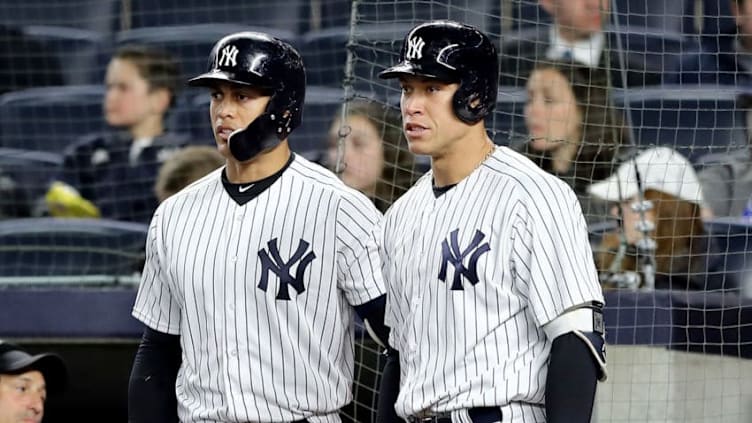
top-left (45, 45), bottom-right (188, 223)
top-left (327, 99), bottom-right (417, 212)
top-left (667, 0), bottom-right (750, 86)
top-left (698, 94), bottom-right (752, 216)
top-left (0, 341), bottom-right (67, 423)
top-left (590, 147), bottom-right (723, 290)
top-left (499, 0), bottom-right (662, 87)
top-left (517, 60), bottom-right (626, 223)
top-left (0, 24), bottom-right (64, 95)
top-left (154, 145), bottom-right (224, 203)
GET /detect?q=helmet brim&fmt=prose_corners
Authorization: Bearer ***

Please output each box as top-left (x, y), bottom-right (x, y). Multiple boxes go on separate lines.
top-left (378, 61), bottom-right (458, 82)
top-left (187, 70), bottom-right (273, 91)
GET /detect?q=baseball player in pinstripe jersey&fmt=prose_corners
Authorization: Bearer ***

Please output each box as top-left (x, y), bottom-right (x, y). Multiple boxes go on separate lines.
top-left (127, 32), bottom-right (389, 423)
top-left (376, 21), bottom-right (607, 423)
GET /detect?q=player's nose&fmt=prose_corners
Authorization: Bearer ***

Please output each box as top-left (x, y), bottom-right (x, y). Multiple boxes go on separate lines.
top-left (214, 99), bottom-right (236, 119)
top-left (402, 93), bottom-right (424, 116)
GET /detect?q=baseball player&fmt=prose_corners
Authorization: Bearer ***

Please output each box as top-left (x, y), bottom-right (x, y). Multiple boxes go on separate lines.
top-left (376, 21), bottom-right (607, 423)
top-left (128, 32), bottom-right (389, 423)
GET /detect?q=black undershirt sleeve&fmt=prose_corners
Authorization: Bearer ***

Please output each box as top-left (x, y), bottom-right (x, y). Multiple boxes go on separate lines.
top-left (128, 327), bottom-right (182, 423)
top-left (376, 348), bottom-right (405, 423)
top-left (353, 294), bottom-right (389, 347)
top-left (545, 332), bottom-right (599, 422)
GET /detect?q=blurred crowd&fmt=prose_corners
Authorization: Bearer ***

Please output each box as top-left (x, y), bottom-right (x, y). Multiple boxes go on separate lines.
top-left (0, 0), bottom-right (751, 292)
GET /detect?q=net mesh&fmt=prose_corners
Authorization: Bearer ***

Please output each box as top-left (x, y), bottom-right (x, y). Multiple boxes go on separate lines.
top-left (0, 0), bottom-right (751, 422)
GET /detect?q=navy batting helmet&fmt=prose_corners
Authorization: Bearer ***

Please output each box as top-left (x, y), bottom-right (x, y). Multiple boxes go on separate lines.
top-left (188, 32), bottom-right (306, 162)
top-left (379, 20), bottom-right (498, 125)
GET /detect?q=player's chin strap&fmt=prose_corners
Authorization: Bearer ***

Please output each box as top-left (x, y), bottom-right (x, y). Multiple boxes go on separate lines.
top-left (228, 110), bottom-right (293, 162)
top-left (543, 304), bottom-right (608, 382)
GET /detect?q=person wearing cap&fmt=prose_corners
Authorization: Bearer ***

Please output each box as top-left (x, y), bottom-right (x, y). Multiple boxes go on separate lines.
top-left (589, 146), bottom-right (723, 290)
top-left (0, 341), bottom-right (67, 423)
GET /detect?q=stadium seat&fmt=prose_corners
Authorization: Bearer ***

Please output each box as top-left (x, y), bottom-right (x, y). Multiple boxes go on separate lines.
top-left (113, 24), bottom-right (298, 83)
top-left (22, 25), bottom-right (108, 85)
top-left (0, 217), bottom-right (147, 280)
top-left (300, 23), bottom-right (411, 97)
top-left (490, 87), bottom-right (527, 146)
top-left (615, 85), bottom-right (747, 161)
top-left (127, 0), bottom-right (305, 33)
top-left (0, 148), bottom-right (63, 216)
top-left (704, 217), bottom-right (752, 291)
top-left (0, 0), bottom-right (120, 33)
top-left (295, 86), bottom-right (345, 161)
top-left (310, 0), bottom-right (495, 31)
top-left (0, 85), bottom-right (106, 153)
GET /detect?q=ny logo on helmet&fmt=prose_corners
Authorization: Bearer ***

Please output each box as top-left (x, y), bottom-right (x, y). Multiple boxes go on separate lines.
top-left (405, 36), bottom-right (426, 60)
top-left (217, 44), bottom-right (239, 67)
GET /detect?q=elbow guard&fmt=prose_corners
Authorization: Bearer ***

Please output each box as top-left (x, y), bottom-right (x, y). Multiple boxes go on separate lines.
top-left (543, 303), bottom-right (607, 381)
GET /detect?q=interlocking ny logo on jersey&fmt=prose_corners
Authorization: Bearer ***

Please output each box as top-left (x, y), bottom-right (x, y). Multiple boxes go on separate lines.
top-left (258, 238), bottom-right (316, 300)
top-left (405, 36), bottom-right (425, 60)
top-left (438, 229), bottom-right (490, 290)
top-left (218, 44), bottom-right (239, 67)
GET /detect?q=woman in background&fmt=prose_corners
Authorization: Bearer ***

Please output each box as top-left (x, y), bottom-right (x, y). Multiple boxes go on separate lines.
top-left (521, 60), bottom-right (627, 223)
top-left (327, 99), bottom-right (417, 212)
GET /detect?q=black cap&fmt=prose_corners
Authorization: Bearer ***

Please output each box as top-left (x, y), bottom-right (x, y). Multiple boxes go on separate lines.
top-left (0, 341), bottom-right (67, 394)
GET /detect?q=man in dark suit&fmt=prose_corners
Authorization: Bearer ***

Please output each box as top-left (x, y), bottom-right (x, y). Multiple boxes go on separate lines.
top-left (499, 0), bottom-right (670, 88)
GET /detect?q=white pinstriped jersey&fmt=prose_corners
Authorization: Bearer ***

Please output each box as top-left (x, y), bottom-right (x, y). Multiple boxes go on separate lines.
top-left (380, 146), bottom-right (604, 423)
top-left (132, 154), bottom-right (385, 423)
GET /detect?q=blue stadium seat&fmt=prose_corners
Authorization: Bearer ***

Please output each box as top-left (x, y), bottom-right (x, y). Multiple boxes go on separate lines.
top-left (311, 0), bottom-right (495, 31)
top-left (0, 217), bottom-right (147, 279)
top-left (615, 85), bottom-right (746, 161)
top-left (22, 25), bottom-right (108, 85)
top-left (490, 87), bottom-right (527, 146)
top-left (0, 0), bottom-right (120, 33)
top-left (0, 148), bottom-right (63, 215)
top-left (300, 23), bottom-right (411, 97)
top-left (128, 0), bottom-right (305, 33)
top-left (113, 24), bottom-right (297, 83)
top-left (171, 86), bottom-right (343, 162)
top-left (0, 85), bottom-right (106, 152)
top-left (295, 86), bottom-right (345, 161)
top-left (704, 217), bottom-right (752, 291)
top-left (168, 91), bottom-right (213, 144)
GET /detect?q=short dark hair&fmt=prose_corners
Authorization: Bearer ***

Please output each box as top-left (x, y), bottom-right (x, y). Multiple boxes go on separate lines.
top-left (113, 45), bottom-right (181, 106)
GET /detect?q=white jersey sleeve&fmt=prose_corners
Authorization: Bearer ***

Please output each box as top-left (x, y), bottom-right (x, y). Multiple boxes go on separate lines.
top-left (378, 213), bottom-right (400, 350)
top-left (335, 192), bottom-right (386, 306)
top-left (510, 178), bottom-right (603, 327)
top-left (132, 204), bottom-right (182, 335)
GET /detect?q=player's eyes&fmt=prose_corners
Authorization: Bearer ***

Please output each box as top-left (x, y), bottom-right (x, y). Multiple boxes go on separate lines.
top-left (210, 92), bottom-right (222, 100)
